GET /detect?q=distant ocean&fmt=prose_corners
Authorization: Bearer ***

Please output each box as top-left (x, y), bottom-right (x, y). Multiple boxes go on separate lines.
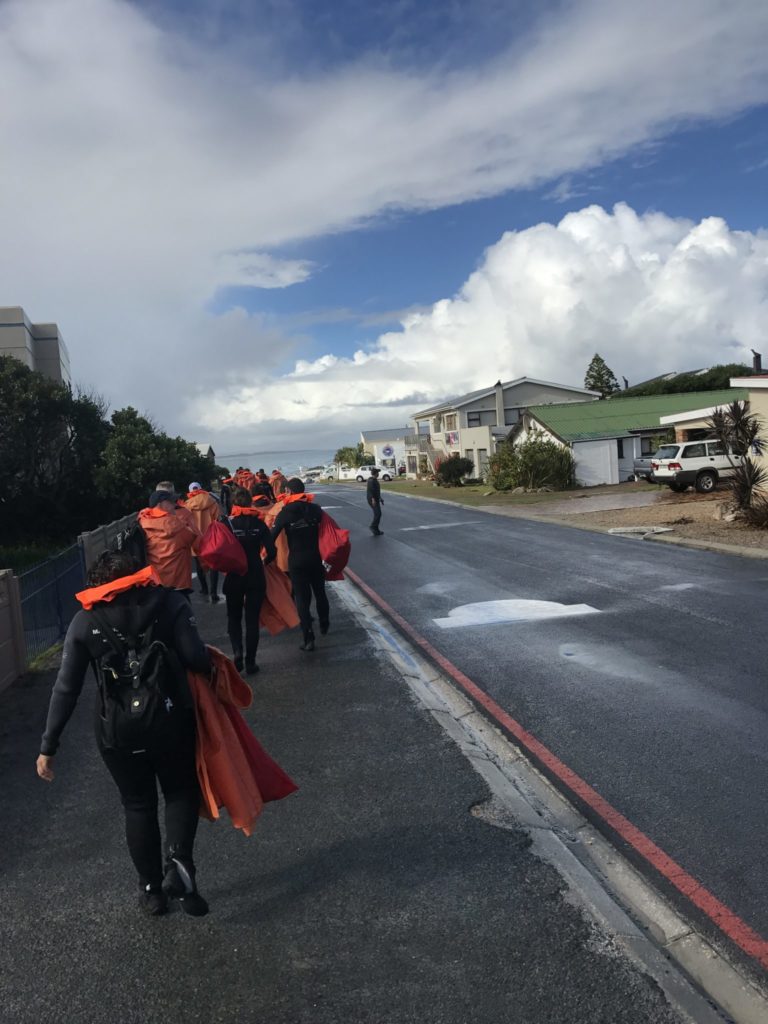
top-left (213, 448), bottom-right (333, 478)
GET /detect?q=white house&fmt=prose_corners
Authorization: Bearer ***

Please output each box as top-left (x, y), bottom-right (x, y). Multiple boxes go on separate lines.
top-left (359, 426), bottom-right (411, 472)
top-left (512, 389), bottom-right (747, 486)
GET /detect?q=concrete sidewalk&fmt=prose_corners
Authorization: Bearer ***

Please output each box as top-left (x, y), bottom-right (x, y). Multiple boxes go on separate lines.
top-left (1, 586), bottom-right (688, 1024)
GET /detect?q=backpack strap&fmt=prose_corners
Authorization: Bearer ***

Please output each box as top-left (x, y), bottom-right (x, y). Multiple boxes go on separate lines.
top-left (91, 610), bottom-right (144, 687)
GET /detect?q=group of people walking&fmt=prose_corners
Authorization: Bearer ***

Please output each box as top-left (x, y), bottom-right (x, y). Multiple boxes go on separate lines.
top-left (35, 469), bottom-right (335, 920)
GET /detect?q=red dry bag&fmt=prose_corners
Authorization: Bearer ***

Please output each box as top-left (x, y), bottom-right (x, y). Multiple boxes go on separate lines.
top-left (318, 511), bottom-right (350, 581)
top-left (197, 521), bottom-right (248, 575)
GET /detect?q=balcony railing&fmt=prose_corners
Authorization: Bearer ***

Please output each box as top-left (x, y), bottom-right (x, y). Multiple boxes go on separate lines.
top-left (404, 434), bottom-right (431, 451)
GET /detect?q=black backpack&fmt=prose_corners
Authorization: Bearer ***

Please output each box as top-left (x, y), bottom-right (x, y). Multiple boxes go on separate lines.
top-left (113, 522), bottom-right (148, 567)
top-left (91, 611), bottom-right (183, 752)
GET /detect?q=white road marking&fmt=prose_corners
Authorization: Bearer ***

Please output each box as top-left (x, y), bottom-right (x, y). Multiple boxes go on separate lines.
top-left (434, 599), bottom-right (600, 629)
top-left (658, 583), bottom-right (697, 591)
top-left (400, 520), bottom-right (482, 532)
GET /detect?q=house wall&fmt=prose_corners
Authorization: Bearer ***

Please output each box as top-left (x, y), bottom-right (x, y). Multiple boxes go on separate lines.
top-left (574, 440), bottom-right (618, 486)
top-left (458, 425), bottom-right (496, 476)
top-left (746, 390), bottom-right (768, 480)
top-left (370, 441), bottom-right (406, 469)
top-left (459, 382), bottom-right (594, 429)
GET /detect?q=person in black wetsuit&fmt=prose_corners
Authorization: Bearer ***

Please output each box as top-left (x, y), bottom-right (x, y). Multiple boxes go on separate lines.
top-left (366, 467), bottom-right (383, 535)
top-left (36, 551), bottom-right (211, 918)
top-left (222, 488), bottom-right (277, 674)
top-left (271, 478), bottom-right (329, 652)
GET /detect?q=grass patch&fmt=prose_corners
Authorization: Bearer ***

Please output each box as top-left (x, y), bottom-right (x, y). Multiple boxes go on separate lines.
top-left (0, 542), bottom-right (66, 572)
top-left (27, 643), bottom-right (63, 673)
top-left (375, 479), bottom-right (660, 507)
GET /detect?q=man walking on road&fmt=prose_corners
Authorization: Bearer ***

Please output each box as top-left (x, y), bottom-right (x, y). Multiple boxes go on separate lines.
top-left (271, 479), bottom-right (329, 652)
top-left (366, 467), bottom-right (383, 535)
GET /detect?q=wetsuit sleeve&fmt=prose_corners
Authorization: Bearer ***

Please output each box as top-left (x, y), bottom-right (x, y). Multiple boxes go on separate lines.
top-left (169, 597), bottom-right (211, 675)
top-left (260, 520), bottom-right (277, 564)
top-left (40, 613), bottom-right (93, 755)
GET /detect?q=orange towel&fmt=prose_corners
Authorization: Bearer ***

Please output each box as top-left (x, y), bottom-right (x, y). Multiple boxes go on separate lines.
top-left (261, 561), bottom-right (300, 635)
top-left (188, 647), bottom-right (297, 835)
top-left (261, 504), bottom-right (290, 572)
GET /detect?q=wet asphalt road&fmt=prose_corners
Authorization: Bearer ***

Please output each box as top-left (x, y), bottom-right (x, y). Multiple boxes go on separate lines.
top-left (318, 483), bottom-right (768, 972)
top-left (0, 588), bottom-right (685, 1024)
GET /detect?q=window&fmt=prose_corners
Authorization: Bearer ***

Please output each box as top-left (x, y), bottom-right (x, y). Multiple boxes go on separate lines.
top-left (655, 445), bottom-right (680, 460)
top-left (467, 412), bottom-right (481, 427)
top-left (641, 436), bottom-right (657, 456)
top-left (465, 449), bottom-right (475, 468)
top-left (444, 413), bottom-right (458, 431)
top-left (706, 441), bottom-right (725, 456)
top-left (681, 443), bottom-right (706, 459)
top-left (616, 438), bottom-right (625, 459)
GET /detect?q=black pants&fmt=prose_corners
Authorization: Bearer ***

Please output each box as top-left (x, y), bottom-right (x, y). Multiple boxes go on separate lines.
top-left (290, 564), bottom-right (329, 637)
top-left (98, 714), bottom-right (199, 889)
top-left (368, 501), bottom-right (381, 532)
top-left (194, 557), bottom-right (219, 596)
top-left (224, 578), bottom-right (265, 662)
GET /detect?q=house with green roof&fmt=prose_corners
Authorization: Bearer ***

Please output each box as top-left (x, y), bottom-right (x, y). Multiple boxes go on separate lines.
top-left (511, 389), bottom-right (747, 486)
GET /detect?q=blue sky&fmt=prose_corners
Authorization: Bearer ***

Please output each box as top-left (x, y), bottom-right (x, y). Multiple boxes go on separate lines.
top-left (2, 0), bottom-right (768, 449)
top-left (213, 103), bottom-right (768, 368)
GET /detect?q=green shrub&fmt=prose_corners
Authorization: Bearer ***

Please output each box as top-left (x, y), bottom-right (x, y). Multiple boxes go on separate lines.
top-left (489, 432), bottom-right (575, 491)
top-left (435, 456), bottom-right (475, 486)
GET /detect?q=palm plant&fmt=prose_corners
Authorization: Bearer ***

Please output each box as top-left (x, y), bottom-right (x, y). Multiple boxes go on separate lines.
top-left (707, 401), bottom-right (767, 512)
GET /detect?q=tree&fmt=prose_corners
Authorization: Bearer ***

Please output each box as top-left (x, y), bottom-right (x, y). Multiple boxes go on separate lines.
top-left (333, 442), bottom-right (374, 467)
top-left (620, 363), bottom-right (751, 398)
top-left (584, 353), bottom-right (620, 398)
top-left (489, 431), bottom-right (575, 491)
top-left (95, 407), bottom-right (212, 517)
top-left (0, 356), bottom-right (111, 542)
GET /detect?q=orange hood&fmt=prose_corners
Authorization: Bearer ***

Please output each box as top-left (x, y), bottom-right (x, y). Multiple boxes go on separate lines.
top-left (76, 566), bottom-right (161, 610)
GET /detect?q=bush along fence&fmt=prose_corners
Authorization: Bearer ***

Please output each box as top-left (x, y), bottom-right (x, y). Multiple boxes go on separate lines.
top-left (0, 513), bottom-right (137, 693)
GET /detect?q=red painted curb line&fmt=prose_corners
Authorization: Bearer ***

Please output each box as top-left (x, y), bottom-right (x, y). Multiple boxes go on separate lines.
top-left (345, 566), bottom-right (768, 972)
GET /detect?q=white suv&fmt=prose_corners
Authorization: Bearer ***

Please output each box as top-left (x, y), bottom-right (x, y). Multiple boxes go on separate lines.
top-left (651, 439), bottom-right (742, 493)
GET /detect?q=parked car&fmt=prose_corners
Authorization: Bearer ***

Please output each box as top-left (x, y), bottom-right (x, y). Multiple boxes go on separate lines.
top-left (632, 455), bottom-right (656, 481)
top-left (331, 464), bottom-right (395, 482)
top-left (650, 439), bottom-right (742, 493)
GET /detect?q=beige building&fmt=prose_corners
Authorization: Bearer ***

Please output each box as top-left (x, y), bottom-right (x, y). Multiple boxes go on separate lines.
top-left (730, 374), bottom-right (768, 477)
top-left (406, 377), bottom-right (598, 477)
top-left (0, 306), bottom-right (71, 386)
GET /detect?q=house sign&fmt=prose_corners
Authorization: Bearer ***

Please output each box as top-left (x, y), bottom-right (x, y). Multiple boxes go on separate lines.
top-left (382, 445), bottom-right (394, 457)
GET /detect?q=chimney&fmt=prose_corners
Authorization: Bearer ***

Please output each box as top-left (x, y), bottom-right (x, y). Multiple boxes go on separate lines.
top-left (752, 349), bottom-right (762, 374)
top-left (494, 380), bottom-right (505, 426)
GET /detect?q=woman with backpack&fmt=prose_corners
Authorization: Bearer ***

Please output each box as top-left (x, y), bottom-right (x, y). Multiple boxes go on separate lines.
top-left (36, 550), bottom-right (212, 918)
top-left (223, 488), bottom-right (277, 674)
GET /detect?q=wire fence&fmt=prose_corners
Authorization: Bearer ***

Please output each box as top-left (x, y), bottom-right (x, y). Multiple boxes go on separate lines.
top-left (17, 545), bottom-right (85, 661)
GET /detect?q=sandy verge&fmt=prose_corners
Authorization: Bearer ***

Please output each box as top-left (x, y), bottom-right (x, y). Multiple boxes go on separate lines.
top-left (527, 490), bottom-right (768, 550)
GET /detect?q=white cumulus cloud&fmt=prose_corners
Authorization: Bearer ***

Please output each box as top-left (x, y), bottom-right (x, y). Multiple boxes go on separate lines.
top-left (1, 0), bottom-right (768, 448)
top-left (198, 203), bottom-right (768, 440)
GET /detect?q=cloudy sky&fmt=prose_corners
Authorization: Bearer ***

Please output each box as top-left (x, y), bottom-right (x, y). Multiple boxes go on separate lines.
top-left (2, 0), bottom-right (768, 455)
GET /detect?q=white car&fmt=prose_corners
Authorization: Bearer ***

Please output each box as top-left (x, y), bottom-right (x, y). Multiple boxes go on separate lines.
top-left (332, 464), bottom-right (394, 482)
top-left (650, 439), bottom-right (742, 493)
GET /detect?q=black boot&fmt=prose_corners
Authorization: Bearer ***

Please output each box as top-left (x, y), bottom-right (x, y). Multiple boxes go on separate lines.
top-left (232, 649), bottom-right (243, 672)
top-left (162, 852), bottom-right (209, 917)
top-left (139, 883), bottom-right (168, 916)
top-left (300, 630), bottom-right (315, 652)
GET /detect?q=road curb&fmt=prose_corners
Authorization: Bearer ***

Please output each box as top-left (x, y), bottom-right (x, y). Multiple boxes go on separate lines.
top-left (337, 575), bottom-right (768, 1024)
